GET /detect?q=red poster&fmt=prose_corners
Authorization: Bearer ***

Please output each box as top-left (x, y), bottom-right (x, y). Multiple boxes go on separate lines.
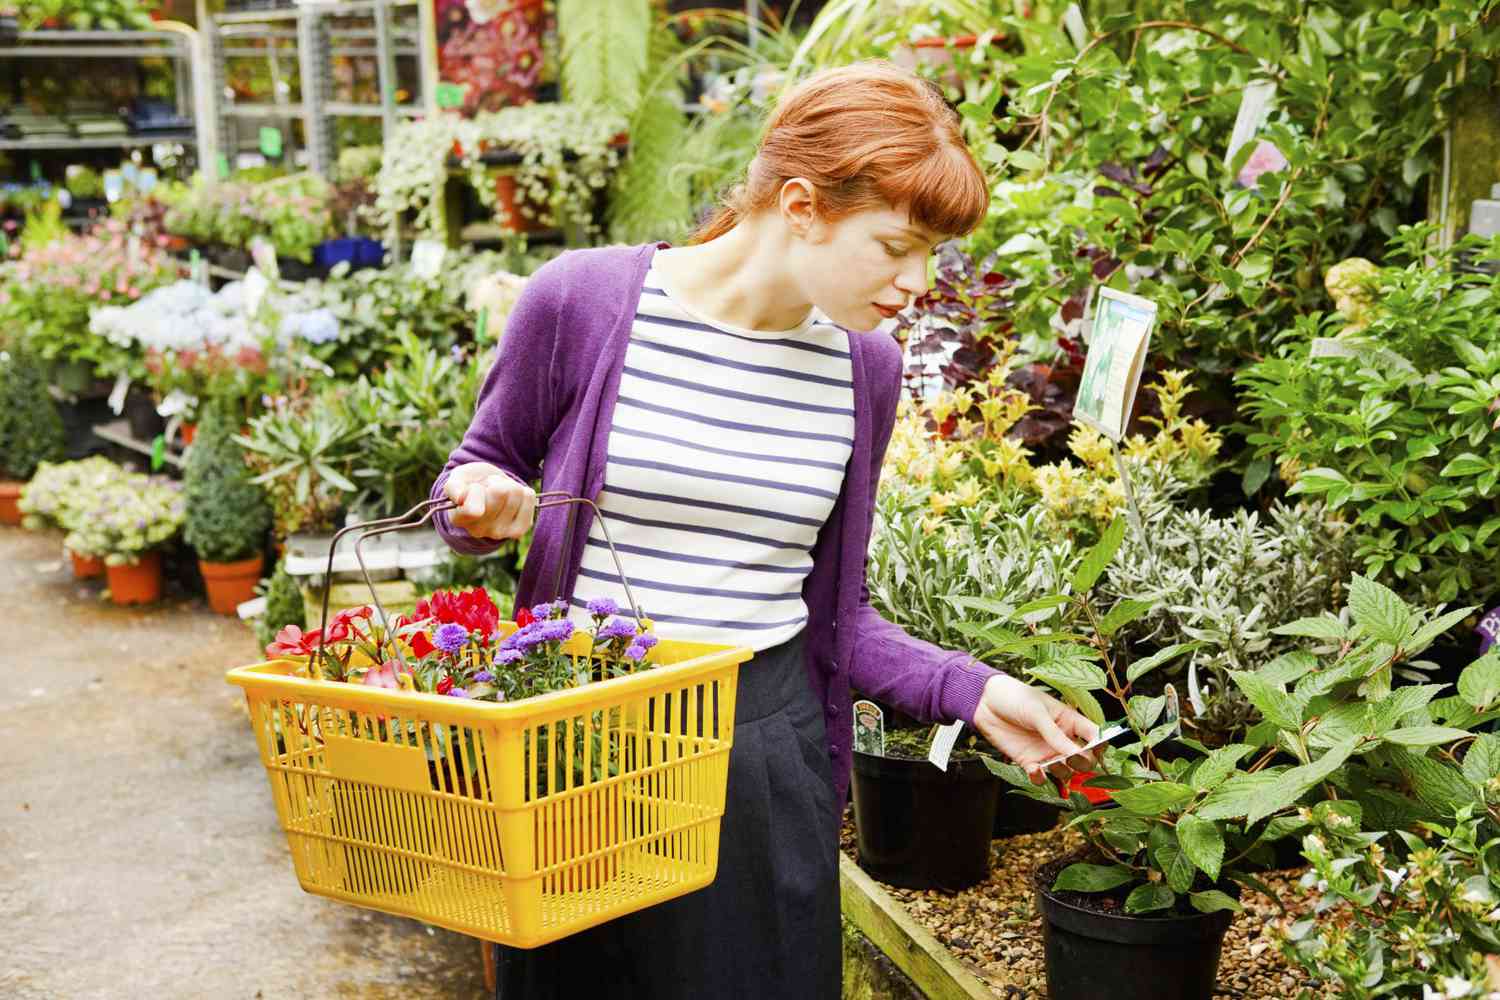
top-left (434, 0), bottom-right (549, 115)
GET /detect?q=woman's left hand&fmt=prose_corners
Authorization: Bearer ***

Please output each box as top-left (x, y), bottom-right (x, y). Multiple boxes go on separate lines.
top-left (971, 673), bottom-right (1100, 785)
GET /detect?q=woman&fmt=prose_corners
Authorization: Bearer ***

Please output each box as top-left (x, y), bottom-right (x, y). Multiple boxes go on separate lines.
top-left (432, 60), bottom-right (1099, 999)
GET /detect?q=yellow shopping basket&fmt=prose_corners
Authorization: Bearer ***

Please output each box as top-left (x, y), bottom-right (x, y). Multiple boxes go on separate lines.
top-left (227, 495), bottom-right (751, 948)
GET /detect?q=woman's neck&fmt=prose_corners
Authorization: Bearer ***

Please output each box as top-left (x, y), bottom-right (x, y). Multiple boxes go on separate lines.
top-left (657, 218), bottom-right (815, 333)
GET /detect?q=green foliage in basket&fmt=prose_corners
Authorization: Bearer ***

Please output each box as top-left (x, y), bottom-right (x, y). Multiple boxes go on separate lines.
top-left (64, 472), bottom-right (185, 566)
top-left (18, 456), bottom-right (126, 531)
top-left (1102, 500), bottom-right (1352, 739)
top-left (1241, 226), bottom-right (1500, 606)
top-left (1276, 799), bottom-right (1500, 1000)
top-left (0, 349), bottom-right (67, 481)
top-left (255, 558), bottom-right (306, 652)
top-left (372, 103), bottom-right (625, 240)
top-left (979, 519), bottom-right (1500, 918)
top-left (183, 407), bottom-right (273, 564)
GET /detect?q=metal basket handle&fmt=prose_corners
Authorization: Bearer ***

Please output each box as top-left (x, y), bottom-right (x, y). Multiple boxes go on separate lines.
top-left (313, 491), bottom-right (645, 674)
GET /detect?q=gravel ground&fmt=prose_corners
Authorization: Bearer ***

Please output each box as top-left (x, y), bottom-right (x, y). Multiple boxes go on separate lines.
top-left (840, 810), bottom-right (1329, 999)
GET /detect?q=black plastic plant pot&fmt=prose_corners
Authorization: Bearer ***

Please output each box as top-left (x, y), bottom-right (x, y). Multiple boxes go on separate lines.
top-left (850, 749), bottom-right (999, 891)
top-left (993, 786), bottom-right (1061, 837)
top-left (1033, 858), bottom-right (1235, 1000)
top-left (123, 387), bottom-right (165, 442)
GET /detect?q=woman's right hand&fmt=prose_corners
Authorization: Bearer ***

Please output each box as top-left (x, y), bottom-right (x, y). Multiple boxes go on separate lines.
top-left (443, 463), bottom-right (537, 541)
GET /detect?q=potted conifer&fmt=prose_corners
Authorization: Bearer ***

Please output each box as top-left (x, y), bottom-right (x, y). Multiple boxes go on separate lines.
top-left (184, 407), bottom-right (273, 614)
top-left (0, 350), bottom-right (68, 525)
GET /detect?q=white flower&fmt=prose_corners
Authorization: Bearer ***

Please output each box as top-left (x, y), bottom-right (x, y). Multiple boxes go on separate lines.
top-left (464, 0), bottom-right (507, 24)
top-left (1383, 866), bottom-right (1407, 891)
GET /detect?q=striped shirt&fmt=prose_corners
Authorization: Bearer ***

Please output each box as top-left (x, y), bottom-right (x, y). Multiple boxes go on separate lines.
top-left (568, 262), bottom-right (855, 650)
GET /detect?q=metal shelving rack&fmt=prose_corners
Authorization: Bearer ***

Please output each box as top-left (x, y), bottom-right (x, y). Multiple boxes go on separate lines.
top-left (205, 0), bottom-right (429, 180)
top-left (0, 29), bottom-right (213, 157)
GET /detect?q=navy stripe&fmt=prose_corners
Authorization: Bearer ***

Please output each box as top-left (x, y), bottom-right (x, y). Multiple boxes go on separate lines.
top-left (570, 597), bottom-right (807, 632)
top-left (635, 301), bottom-right (851, 360)
top-left (630, 337), bottom-right (854, 389)
top-left (588, 507), bottom-right (815, 552)
top-left (603, 485), bottom-right (825, 528)
top-left (577, 567), bottom-right (801, 602)
top-left (616, 396), bottom-right (854, 446)
top-left (621, 366), bottom-right (855, 417)
top-left (609, 455), bottom-right (840, 501)
top-left (612, 424), bottom-right (848, 473)
top-left (585, 537), bottom-right (812, 575)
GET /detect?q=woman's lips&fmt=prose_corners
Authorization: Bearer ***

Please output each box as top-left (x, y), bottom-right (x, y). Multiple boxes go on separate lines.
top-left (873, 303), bottom-right (899, 319)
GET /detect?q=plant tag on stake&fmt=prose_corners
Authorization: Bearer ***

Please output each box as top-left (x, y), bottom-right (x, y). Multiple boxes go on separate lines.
top-left (242, 267), bottom-right (269, 318)
top-left (928, 720), bottom-right (964, 772)
top-left (249, 237), bottom-right (278, 280)
top-left (411, 239), bottom-right (446, 280)
top-left (108, 373), bottom-right (130, 415)
top-left (853, 700), bottom-right (884, 757)
top-left (258, 126), bottom-right (283, 160)
top-left (1073, 288), bottom-right (1157, 442)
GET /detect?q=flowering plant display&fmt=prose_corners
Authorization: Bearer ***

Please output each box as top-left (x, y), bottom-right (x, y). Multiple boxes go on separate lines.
top-left (164, 173), bottom-right (334, 262)
top-left (19, 456), bottom-right (127, 532)
top-left (63, 472), bottom-right (185, 565)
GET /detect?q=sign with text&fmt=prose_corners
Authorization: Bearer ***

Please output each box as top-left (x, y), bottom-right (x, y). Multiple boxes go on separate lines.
top-left (1073, 288), bottom-right (1157, 441)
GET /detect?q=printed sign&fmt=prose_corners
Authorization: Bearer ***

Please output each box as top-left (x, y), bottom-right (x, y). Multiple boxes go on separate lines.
top-left (852, 699), bottom-right (885, 757)
top-left (258, 125), bottom-right (284, 159)
top-left (1073, 287), bottom-right (1157, 441)
top-left (1478, 606), bottom-right (1500, 655)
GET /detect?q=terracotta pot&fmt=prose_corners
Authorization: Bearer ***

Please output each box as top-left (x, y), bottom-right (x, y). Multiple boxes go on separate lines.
top-left (0, 480), bottom-right (21, 526)
top-left (70, 549), bottom-right (106, 579)
top-left (200, 553), bottom-right (265, 615)
top-left (180, 423), bottom-right (197, 446)
top-left (493, 173), bottom-right (549, 234)
top-left (106, 550), bottom-right (163, 606)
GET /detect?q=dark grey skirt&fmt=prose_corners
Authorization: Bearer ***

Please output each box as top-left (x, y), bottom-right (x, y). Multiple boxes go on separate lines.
top-left (494, 631), bottom-right (841, 999)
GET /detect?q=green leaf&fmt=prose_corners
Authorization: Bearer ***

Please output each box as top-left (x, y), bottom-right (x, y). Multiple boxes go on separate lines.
top-left (1462, 733), bottom-right (1500, 788)
top-left (1126, 642), bottom-right (1203, 684)
top-left (1440, 453), bottom-right (1493, 478)
top-left (1150, 823), bottom-right (1196, 894)
top-left (1054, 682), bottom-right (1106, 727)
top-left (1031, 652), bottom-right (1109, 692)
top-left (1458, 653), bottom-right (1500, 711)
top-left (1409, 606), bottom-right (1478, 652)
top-left (1176, 815), bottom-right (1225, 882)
top-left (1013, 594), bottom-right (1073, 621)
top-left (1348, 574), bottom-right (1414, 647)
top-left (1189, 890), bottom-right (1243, 914)
top-left (1286, 467), bottom-right (1347, 496)
top-left (1230, 671), bottom-right (1305, 730)
top-left (1125, 883), bottom-right (1176, 914)
top-left (944, 595), bottom-right (1022, 619)
top-left (1270, 616), bottom-right (1347, 641)
top-left (1259, 651), bottom-right (1320, 686)
top-left (1098, 599), bottom-right (1154, 636)
top-left (1071, 516), bottom-right (1126, 593)
top-left (1197, 770), bottom-right (1287, 821)
top-left (1389, 748), bottom-right (1480, 816)
top-left (1008, 149), bottom-right (1047, 173)
top-left (1245, 739), bottom-right (1361, 826)
top-left (1053, 863), bottom-right (1135, 892)
top-left (1190, 744), bottom-right (1256, 793)
top-left (1110, 782), bottom-right (1195, 816)
top-left (1242, 456), bottom-right (1271, 497)
top-left (1383, 726), bottom-right (1471, 747)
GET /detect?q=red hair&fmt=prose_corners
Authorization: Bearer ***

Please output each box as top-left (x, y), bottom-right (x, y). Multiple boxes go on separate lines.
top-left (692, 61), bottom-right (988, 244)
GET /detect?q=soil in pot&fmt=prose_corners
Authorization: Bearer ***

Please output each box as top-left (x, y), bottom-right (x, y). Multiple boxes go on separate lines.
top-left (0, 481), bottom-right (21, 526)
top-left (200, 553), bottom-right (264, 615)
top-left (106, 550), bottom-right (163, 605)
top-left (1033, 855), bottom-right (1236, 1000)
top-left (851, 741), bottom-right (999, 891)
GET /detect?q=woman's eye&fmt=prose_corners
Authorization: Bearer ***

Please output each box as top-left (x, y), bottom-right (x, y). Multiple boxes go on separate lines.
top-left (883, 243), bottom-right (906, 258)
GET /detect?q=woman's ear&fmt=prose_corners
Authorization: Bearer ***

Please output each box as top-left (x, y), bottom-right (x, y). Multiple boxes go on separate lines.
top-left (778, 177), bottom-right (823, 241)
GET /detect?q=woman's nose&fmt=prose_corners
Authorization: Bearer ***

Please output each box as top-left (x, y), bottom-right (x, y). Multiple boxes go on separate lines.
top-left (893, 256), bottom-right (928, 299)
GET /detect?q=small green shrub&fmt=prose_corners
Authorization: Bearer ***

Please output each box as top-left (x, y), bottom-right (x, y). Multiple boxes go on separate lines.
top-left (0, 349), bottom-right (66, 481)
top-left (256, 559), bottom-right (305, 651)
top-left (183, 408), bottom-right (272, 563)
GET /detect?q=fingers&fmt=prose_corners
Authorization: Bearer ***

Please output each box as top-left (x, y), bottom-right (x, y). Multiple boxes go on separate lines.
top-left (1035, 712), bottom-right (1086, 763)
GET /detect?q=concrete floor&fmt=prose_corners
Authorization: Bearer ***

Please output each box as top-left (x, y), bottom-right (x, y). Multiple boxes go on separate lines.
top-left (1, 527), bottom-right (489, 1000)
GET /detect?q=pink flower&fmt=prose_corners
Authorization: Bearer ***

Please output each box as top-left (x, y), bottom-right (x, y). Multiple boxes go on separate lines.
top-left (362, 659), bottom-right (404, 689)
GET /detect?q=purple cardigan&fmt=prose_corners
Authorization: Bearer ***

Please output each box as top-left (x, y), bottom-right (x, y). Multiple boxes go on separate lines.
top-left (431, 241), bottom-right (998, 805)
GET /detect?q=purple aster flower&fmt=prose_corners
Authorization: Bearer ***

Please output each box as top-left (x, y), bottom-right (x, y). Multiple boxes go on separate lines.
top-left (586, 597), bottom-right (619, 617)
top-left (633, 632), bottom-right (659, 650)
top-left (623, 642), bottom-right (647, 662)
top-left (539, 619), bottom-right (575, 642)
top-left (510, 626), bottom-right (553, 652)
top-left (596, 617), bottom-right (637, 641)
top-left (447, 687), bottom-right (469, 698)
top-left (433, 622), bottom-right (468, 654)
top-left (530, 600), bottom-right (560, 619)
top-left (493, 648), bottom-right (523, 665)
top-left (472, 670), bottom-right (494, 683)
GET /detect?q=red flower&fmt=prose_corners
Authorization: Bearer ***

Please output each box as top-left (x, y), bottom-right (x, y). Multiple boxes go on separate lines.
top-left (266, 624), bottom-right (320, 659)
top-left (409, 587), bottom-right (499, 638)
top-left (1065, 770), bottom-right (1114, 806)
top-left (409, 631), bottom-right (435, 658)
top-left (436, 676), bottom-right (454, 696)
top-left (514, 606), bottom-right (535, 628)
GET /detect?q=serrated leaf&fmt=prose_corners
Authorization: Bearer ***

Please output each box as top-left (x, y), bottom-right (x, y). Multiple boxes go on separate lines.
top-left (1190, 744), bottom-right (1255, 793)
top-left (1072, 516), bottom-right (1126, 593)
top-left (1271, 616), bottom-right (1348, 640)
top-left (1231, 671), bottom-right (1305, 730)
top-left (1348, 574), bottom-right (1414, 647)
top-left (1458, 653), bottom-right (1500, 711)
top-left (1177, 814), bottom-right (1225, 882)
top-left (1150, 823), bottom-right (1196, 893)
top-left (1309, 702), bottom-right (1373, 749)
top-left (1408, 606), bottom-right (1477, 652)
top-left (1126, 642), bottom-right (1202, 684)
top-left (1383, 726), bottom-right (1471, 747)
top-left (1031, 658), bottom-right (1109, 692)
top-left (1462, 733), bottom-right (1500, 788)
top-left (1053, 682), bottom-right (1106, 726)
top-left (1245, 739), bottom-right (1362, 826)
top-left (1372, 684), bottom-right (1448, 731)
top-left (1099, 599), bottom-right (1154, 636)
top-left (1189, 889), bottom-right (1243, 914)
top-left (1110, 782), bottom-right (1195, 816)
top-left (1053, 863), bottom-right (1135, 892)
top-left (1125, 883), bottom-right (1176, 914)
top-left (1389, 748), bottom-right (1480, 816)
top-left (1197, 770), bottom-right (1287, 821)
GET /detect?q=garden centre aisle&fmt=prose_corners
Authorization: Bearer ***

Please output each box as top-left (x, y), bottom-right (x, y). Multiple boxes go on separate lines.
top-left (0, 527), bottom-right (488, 1000)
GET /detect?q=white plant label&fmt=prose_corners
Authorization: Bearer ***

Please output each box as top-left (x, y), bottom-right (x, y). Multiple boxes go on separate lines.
top-left (927, 720), bottom-right (965, 772)
top-left (411, 239), bottom-right (447, 280)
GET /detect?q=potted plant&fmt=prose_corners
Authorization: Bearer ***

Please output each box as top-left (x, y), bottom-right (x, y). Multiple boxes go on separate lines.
top-left (0, 349), bottom-right (68, 525)
top-left (184, 407), bottom-right (274, 615)
top-left (237, 386), bottom-right (364, 542)
top-left (66, 474), bottom-right (185, 605)
top-left (975, 518), bottom-right (1499, 1000)
top-left (19, 456), bottom-right (127, 577)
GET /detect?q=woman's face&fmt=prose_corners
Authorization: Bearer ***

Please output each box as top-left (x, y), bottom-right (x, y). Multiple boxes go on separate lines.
top-left (789, 200), bottom-right (944, 332)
